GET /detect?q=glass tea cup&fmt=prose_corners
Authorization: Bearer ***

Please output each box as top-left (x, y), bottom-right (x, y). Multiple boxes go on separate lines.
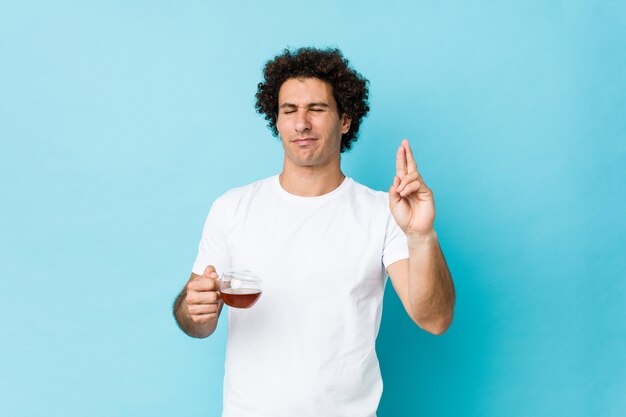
top-left (218, 269), bottom-right (263, 309)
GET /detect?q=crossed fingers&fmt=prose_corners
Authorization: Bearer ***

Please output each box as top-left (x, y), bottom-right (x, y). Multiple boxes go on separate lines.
top-left (396, 138), bottom-right (418, 176)
top-left (395, 139), bottom-right (425, 197)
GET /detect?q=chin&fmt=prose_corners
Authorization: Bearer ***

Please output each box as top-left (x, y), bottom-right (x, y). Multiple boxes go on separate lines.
top-left (287, 151), bottom-right (320, 166)
top-left (294, 159), bottom-right (319, 167)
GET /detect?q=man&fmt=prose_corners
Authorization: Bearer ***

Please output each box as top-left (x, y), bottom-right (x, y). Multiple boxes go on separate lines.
top-left (173, 47), bottom-right (455, 416)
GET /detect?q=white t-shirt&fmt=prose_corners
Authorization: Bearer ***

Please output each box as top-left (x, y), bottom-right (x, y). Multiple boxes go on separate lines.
top-left (192, 175), bottom-right (409, 417)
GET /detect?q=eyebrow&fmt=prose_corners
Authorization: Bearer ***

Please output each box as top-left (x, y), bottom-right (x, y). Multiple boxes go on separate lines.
top-left (279, 102), bottom-right (330, 109)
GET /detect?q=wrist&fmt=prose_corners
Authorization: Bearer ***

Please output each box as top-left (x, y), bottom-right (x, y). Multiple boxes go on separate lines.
top-left (406, 229), bottom-right (438, 246)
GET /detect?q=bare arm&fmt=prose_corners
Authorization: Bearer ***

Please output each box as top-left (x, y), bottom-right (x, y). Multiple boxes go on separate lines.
top-left (173, 265), bottom-right (224, 339)
top-left (387, 232), bottom-right (455, 335)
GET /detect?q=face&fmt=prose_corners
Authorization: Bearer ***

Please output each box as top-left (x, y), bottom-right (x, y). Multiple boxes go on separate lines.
top-left (276, 77), bottom-right (351, 169)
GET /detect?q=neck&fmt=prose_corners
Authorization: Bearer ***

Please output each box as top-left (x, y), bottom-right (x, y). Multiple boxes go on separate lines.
top-left (279, 159), bottom-right (345, 197)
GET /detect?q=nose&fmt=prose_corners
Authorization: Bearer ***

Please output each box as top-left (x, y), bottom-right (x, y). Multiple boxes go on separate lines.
top-left (294, 109), bottom-right (311, 133)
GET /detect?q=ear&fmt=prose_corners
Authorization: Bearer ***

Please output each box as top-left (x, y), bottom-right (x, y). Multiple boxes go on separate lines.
top-left (340, 113), bottom-right (352, 134)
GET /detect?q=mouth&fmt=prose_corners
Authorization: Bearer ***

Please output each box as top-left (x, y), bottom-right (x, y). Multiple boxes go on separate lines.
top-left (292, 137), bottom-right (318, 146)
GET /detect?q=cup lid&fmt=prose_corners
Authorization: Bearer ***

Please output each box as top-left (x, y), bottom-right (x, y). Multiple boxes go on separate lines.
top-left (222, 268), bottom-right (262, 282)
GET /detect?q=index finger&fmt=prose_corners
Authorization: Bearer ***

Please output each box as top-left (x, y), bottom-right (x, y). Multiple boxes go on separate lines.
top-left (402, 139), bottom-right (418, 174)
top-left (188, 275), bottom-right (219, 292)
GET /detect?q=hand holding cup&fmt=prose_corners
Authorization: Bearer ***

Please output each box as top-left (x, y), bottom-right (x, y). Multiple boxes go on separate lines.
top-left (184, 265), bottom-right (222, 324)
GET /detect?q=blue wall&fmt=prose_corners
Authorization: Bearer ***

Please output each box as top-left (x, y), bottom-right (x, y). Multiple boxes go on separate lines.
top-left (1, 1), bottom-right (624, 416)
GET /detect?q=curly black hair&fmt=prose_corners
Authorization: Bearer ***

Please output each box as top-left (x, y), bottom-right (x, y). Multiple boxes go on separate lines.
top-left (255, 47), bottom-right (370, 153)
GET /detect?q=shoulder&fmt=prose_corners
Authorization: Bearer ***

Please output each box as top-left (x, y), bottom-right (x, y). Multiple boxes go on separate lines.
top-left (219, 176), bottom-right (274, 200)
top-left (346, 178), bottom-right (390, 206)
top-left (342, 178), bottom-right (392, 222)
top-left (211, 175), bottom-right (276, 211)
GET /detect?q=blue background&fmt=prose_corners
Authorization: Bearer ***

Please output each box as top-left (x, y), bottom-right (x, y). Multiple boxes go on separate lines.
top-left (1, 1), bottom-right (624, 416)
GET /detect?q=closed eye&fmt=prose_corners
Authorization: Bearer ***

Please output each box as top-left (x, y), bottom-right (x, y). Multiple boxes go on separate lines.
top-left (309, 103), bottom-right (329, 112)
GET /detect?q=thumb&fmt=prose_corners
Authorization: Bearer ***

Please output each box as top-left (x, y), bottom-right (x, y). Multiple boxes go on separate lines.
top-left (203, 265), bottom-right (217, 278)
top-left (388, 176), bottom-right (402, 204)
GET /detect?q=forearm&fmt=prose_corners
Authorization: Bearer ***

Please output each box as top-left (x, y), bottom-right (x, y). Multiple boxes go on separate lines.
top-left (406, 231), bottom-right (455, 334)
top-left (173, 290), bottom-right (220, 339)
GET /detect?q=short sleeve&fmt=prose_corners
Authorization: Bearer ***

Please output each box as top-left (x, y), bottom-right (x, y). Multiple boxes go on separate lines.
top-left (382, 199), bottom-right (409, 270)
top-left (191, 196), bottom-right (232, 276)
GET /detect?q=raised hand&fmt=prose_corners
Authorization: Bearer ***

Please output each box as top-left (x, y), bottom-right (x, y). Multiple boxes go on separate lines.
top-left (389, 139), bottom-right (436, 237)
